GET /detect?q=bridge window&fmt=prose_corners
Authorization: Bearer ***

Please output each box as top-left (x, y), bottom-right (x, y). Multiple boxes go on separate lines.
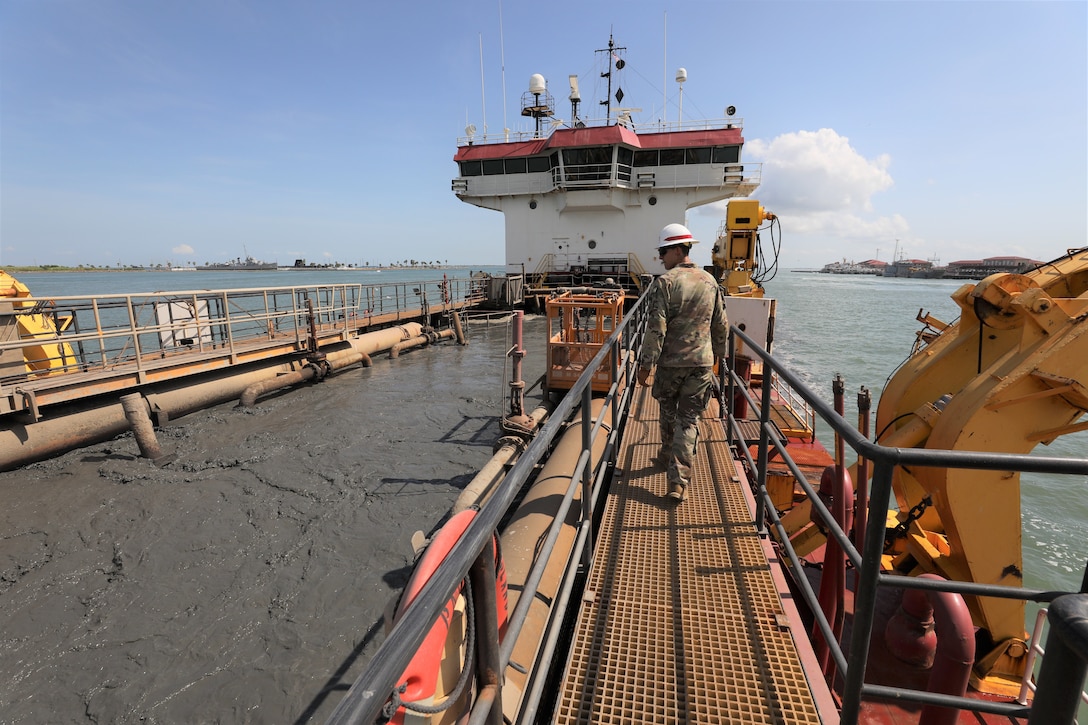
top-left (459, 160), bottom-right (482, 176)
top-left (659, 148), bottom-right (685, 166)
top-left (527, 155), bottom-right (551, 173)
top-left (712, 146), bottom-right (741, 164)
top-left (504, 158), bottom-right (527, 174)
top-left (633, 150), bottom-right (658, 167)
top-left (686, 147), bottom-right (711, 164)
top-left (482, 159), bottom-right (504, 175)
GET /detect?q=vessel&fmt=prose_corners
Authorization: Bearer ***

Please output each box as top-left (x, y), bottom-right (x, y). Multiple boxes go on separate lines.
top-left (324, 37), bottom-right (1088, 725)
top-left (2, 34), bottom-right (1086, 725)
top-left (452, 35), bottom-right (759, 305)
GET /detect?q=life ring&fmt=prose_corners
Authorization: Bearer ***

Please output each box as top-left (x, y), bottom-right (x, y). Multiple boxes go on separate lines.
top-left (388, 508), bottom-right (508, 724)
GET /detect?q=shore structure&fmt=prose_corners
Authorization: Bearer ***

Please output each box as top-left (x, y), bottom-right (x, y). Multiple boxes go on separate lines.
top-left (943, 255), bottom-right (1044, 279)
top-left (196, 255), bottom-right (277, 271)
top-left (820, 258), bottom-right (885, 274)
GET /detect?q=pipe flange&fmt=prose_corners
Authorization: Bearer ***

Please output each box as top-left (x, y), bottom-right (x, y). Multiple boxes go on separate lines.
top-left (493, 435), bottom-right (529, 454)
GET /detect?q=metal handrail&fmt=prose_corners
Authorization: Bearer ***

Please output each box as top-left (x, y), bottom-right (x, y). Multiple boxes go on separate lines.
top-left (455, 116), bottom-right (746, 147)
top-left (324, 291), bottom-right (650, 725)
top-left (726, 324), bottom-right (1088, 723)
top-left (1, 278), bottom-right (479, 385)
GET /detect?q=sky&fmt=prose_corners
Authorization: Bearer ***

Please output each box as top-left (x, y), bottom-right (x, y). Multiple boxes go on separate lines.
top-left (1, 1), bottom-right (1085, 271)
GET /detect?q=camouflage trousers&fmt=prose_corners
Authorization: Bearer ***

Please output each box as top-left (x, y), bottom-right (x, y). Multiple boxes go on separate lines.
top-left (651, 366), bottom-right (714, 488)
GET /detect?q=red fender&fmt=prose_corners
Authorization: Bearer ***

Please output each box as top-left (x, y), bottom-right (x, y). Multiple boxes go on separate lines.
top-left (389, 508), bottom-right (508, 723)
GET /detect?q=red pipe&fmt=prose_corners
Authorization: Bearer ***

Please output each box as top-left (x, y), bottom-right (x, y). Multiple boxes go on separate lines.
top-left (911, 573), bottom-right (976, 725)
top-left (812, 463), bottom-right (854, 682)
top-left (813, 377), bottom-right (854, 684)
top-left (856, 387), bottom-right (871, 554)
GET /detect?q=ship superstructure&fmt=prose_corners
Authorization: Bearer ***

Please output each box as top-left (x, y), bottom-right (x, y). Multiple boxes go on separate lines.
top-left (452, 37), bottom-right (759, 299)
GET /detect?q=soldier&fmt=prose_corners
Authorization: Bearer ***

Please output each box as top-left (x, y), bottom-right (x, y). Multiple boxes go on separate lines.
top-left (636, 223), bottom-right (728, 501)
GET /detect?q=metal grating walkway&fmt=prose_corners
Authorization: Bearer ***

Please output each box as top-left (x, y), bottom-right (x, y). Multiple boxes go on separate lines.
top-left (554, 386), bottom-right (826, 724)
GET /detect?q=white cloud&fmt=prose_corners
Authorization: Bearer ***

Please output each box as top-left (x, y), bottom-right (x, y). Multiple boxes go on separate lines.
top-left (694, 128), bottom-right (912, 266)
top-left (172, 243), bottom-right (194, 255)
top-left (746, 128), bottom-right (897, 229)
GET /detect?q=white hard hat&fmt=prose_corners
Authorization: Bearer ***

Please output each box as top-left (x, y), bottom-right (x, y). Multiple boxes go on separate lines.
top-left (658, 222), bottom-right (699, 249)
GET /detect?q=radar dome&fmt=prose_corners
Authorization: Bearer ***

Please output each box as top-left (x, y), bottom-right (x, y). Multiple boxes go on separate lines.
top-left (675, 68), bottom-right (687, 83)
top-left (529, 74), bottom-right (546, 94)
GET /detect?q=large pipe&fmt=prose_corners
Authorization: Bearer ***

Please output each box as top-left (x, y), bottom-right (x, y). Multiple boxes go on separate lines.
top-left (0, 323), bottom-right (424, 471)
top-left (119, 392), bottom-right (173, 465)
top-left (911, 574), bottom-right (976, 725)
top-left (389, 328), bottom-right (454, 358)
top-left (452, 403), bottom-right (553, 514)
top-left (452, 310), bottom-right (466, 345)
top-left (240, 348), bottom-right (369, 407)
top-left (499, 398), bottom-right (608, 719)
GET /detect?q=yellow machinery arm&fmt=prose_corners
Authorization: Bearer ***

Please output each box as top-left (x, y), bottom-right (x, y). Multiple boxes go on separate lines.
top-left (1, 269), bottom-right (77, 379)
top-left (711, 199), bottom-right (776, 297)
top-left (873, 247), bottom-right (1088, 692)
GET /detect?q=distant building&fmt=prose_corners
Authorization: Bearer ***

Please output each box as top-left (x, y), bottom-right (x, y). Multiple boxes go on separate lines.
top-left (944, 256), bottom-right (1042, 279)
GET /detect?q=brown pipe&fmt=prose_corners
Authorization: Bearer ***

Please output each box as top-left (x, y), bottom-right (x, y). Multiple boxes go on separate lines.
top-left (119, 392), bottom-right (173, 465)
top-left (239, 365), bottom-right (319, 407)
top-left (239, 349), bottom-right (366, 407)
top-left (452, 310), bottom-right (466, 345)
top-left (389, 328), bottom-right (454, 358)
top-left (500, 398), bottom-right (609, 716)
top-left (452, 403), bottom-right (552, 513)
top-left (452, 438), bottom-right (525, 514)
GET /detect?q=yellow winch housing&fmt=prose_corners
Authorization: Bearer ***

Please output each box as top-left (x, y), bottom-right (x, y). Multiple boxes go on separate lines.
top-left (1, 270), bottom-right (77, 380)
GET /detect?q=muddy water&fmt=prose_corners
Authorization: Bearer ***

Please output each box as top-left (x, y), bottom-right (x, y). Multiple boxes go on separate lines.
top-left (0, 316), bottom-right (547, 724)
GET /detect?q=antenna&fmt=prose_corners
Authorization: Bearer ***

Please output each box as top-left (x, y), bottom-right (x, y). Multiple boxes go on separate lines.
top-left (596, 34), bottom-right (627, 125)
top-left (675, 67), bottom-right (687, 125)
top-left (479, 34), bottom-right (487, 137)
top-left (663, 12), bottom-right (667, 124)
top-left (499, 0), bottom-right (508, 136)
top-left (569, 75), bottom-right (581, 124)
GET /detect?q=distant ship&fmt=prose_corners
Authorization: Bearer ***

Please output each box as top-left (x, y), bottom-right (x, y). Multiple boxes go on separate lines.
top-left (196, 256), bottom-right (277, 271)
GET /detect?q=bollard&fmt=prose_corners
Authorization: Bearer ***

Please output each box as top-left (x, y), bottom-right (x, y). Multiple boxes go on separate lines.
top-left (1028, 593), bottom-right (1088, 724)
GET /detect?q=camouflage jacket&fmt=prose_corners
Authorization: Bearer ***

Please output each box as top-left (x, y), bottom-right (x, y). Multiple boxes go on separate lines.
top-left (641, 263), bottom-right (728, 368)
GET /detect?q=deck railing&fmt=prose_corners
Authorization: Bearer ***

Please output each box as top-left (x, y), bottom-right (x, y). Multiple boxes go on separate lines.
top-left (725, 324), bottom-right (1088, 724)
top-left (323, 290), bottom-right (651, 725)
top-left (320, 296), bottom-right (1088, 724)
top-left (1, 276), bottom-right (488, 417)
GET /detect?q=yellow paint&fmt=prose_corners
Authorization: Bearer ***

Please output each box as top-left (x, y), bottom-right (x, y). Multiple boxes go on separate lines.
top-left (871, 248), bottom-right (1088, 688)
top-left (713, 199), bottom-right (775, 297)
top-left (1, 270), bottom-right (77, 377)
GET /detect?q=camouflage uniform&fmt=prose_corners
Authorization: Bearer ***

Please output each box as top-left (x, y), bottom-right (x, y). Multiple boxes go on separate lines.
top-left (641, 263), bottom-right (728, 497)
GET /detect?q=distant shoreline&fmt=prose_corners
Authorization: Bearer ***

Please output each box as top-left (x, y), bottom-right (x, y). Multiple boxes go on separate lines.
top-left (2, 264), bottom-right (491, 273)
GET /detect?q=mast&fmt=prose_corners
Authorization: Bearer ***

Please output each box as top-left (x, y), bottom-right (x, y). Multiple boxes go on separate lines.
top-left (596, 35), bottom-right (626, 125)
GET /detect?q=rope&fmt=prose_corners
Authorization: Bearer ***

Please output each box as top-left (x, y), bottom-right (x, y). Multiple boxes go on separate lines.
top-left (382, 576), bottom-right (477, 719)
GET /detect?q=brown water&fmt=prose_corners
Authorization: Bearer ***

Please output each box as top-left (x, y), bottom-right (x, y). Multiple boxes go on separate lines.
top-left (0, 316), bottom-right (546, 724)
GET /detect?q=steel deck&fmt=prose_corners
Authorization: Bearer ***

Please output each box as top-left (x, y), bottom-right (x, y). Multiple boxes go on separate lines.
top-left (554, 386), bottom-right (834, 724)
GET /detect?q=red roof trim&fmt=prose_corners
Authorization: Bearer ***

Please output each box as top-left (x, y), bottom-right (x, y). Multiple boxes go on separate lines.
top-left (454, 124), bottom-right (743, 161)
